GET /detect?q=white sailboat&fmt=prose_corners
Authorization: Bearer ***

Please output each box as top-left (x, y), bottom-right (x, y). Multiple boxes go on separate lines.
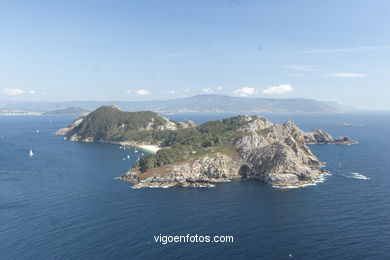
top-left (29, 149), bottom-right (34, 157)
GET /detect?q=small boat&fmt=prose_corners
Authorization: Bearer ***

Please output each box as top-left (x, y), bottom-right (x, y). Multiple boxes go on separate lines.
top-left (127, 155), bottom-right (130, 159)
top-left (29, 149), bottom-right (34, 157)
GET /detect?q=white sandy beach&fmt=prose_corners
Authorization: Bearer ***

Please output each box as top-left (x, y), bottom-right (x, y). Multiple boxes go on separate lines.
top-left (136, 145), bottom-right (161, 153)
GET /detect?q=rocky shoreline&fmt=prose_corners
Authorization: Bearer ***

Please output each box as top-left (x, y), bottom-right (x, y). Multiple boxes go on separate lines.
top-left (120, 153), bottom-right (243, 189)
top-left (119, 119), bottom-right (338, 189)
top-left (54, 117), bottom-right (162, 153)
top-left (56, 107), bottom-right (356, 189)
top-left (304, 129), bottom-right (358, 145)
top-left (119, 154), bottom-right (328, 189)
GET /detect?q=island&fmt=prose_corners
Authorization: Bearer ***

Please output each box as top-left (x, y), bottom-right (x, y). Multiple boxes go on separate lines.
top-left (304, 129), bottom-right (357, 145)
top-left (56, 105), bottom-right (356, 188)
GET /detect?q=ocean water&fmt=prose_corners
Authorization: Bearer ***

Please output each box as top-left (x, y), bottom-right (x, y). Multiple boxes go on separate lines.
top-left (1, 113), bottom-right (390, 259)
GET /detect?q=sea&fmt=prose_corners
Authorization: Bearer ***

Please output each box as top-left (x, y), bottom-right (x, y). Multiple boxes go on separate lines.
top-left (1, 112), bottom-right (389, 259)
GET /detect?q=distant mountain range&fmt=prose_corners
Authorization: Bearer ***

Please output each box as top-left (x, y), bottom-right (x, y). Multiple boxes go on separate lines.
top-left (0, 95), bottom-right (350, 114)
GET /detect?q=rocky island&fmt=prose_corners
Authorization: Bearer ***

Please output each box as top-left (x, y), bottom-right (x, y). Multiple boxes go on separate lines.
top-left (304, 129), bottom-right (358, 145)
top-left (57, 105), bottom-right (356, 188)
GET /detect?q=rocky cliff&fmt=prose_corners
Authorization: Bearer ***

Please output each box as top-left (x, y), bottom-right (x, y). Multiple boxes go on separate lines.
top-left (121, 153), bottom-right (243, 188)
top-left (55, 118), bottom-right (84, 136)
top-left (304, 129), bottom-right (357, 145)
top-left (120, 116), bottom-right (350, 188)
top-left (57, 106), bottom-right (355, 188)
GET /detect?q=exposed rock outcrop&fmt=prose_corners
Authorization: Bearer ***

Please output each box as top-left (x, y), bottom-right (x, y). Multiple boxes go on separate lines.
top-left (232, 120), bottom-right (324, 187)
top-left (54, 118), bottom-right (83, 135)
top-left (156, 117), bottom-right (180, 131)
top-left (179, 120), bottom-right (197, 128)
top-left (57, 106), bottom-right (355, 189)
top-left (304, 129), bottom-right (357, 144)
top-left (121, 153), bottom-right (242, 188)
top-left (121, 117), bottom-right (335, 188)
top-left (156, 118), bottom-right (196, 131)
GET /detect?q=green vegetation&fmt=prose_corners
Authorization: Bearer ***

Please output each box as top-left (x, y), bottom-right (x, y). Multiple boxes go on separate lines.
top-left (136, 143), bottom-right (239, 173)
top-left (137, 145), bottom-right (191, 172)
top-left (69, 106), bottom-right (259, 173)
top-left (69, 106), bottom-right (167, 140)
top-left (135, 117), bottom-right (249, 172)
top-left (255, 128), bottom-right (270, 136)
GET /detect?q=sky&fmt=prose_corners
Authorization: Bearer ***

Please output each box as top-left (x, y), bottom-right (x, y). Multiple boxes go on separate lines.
top-left (0, 0), bottom-right (389, 109)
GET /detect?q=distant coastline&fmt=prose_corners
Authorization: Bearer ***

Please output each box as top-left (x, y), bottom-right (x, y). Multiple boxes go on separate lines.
top-left (0, 110), bottom-right (43, 116)
top-left (0, 94), bottom-right (350, 114)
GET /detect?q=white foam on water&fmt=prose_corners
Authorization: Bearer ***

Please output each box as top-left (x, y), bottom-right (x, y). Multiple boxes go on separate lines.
top-left (343, 172), bottom-right (370, 180)
top-left (273, 172), bottom-right (331, 189)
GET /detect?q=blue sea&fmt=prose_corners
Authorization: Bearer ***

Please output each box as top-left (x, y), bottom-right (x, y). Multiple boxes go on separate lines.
top-left (1, 113), bottom-right (390, 259)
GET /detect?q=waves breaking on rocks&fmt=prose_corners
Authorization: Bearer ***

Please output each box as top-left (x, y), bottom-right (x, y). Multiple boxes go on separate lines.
top-left (272, 172), bottom-right (332, 189)
top-left (342, 172), bottom-right (370, 180)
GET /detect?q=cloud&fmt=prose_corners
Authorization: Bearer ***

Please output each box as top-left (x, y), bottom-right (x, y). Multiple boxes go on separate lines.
top-left (135, 89), bottom-right (151, 95)
top-left (302, 46), bottom-right (390, 54)
top-left (3, 88), bottom-right (25, 95)
top-left (262, 84), bottom-right (293, 95)
top-left (325, 73), bottom-right (366, 78)
top-left (165, 90), bottom-right (180, 95)
top-left (2, 89), bottom-right (43, 96)
top-left (284, 65), bottom-right (319, 72)
top-left (233, 87), bottom-right (257, 97)
top-left (126, 89), bottom-right (151, 95)
top-left (202, 88), bottom-right (215, 94)
top-left (202, 86), bottom-right (223, 94)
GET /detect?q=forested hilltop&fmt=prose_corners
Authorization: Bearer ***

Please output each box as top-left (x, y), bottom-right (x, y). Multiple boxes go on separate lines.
top-left (56, 105), bottom-right (258, 172)
top-left (56, 105), bottom-right (196, 143)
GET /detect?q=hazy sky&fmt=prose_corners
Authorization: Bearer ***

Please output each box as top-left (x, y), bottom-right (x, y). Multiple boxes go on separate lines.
top-left (1, 0), bottom-right (390, 109)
